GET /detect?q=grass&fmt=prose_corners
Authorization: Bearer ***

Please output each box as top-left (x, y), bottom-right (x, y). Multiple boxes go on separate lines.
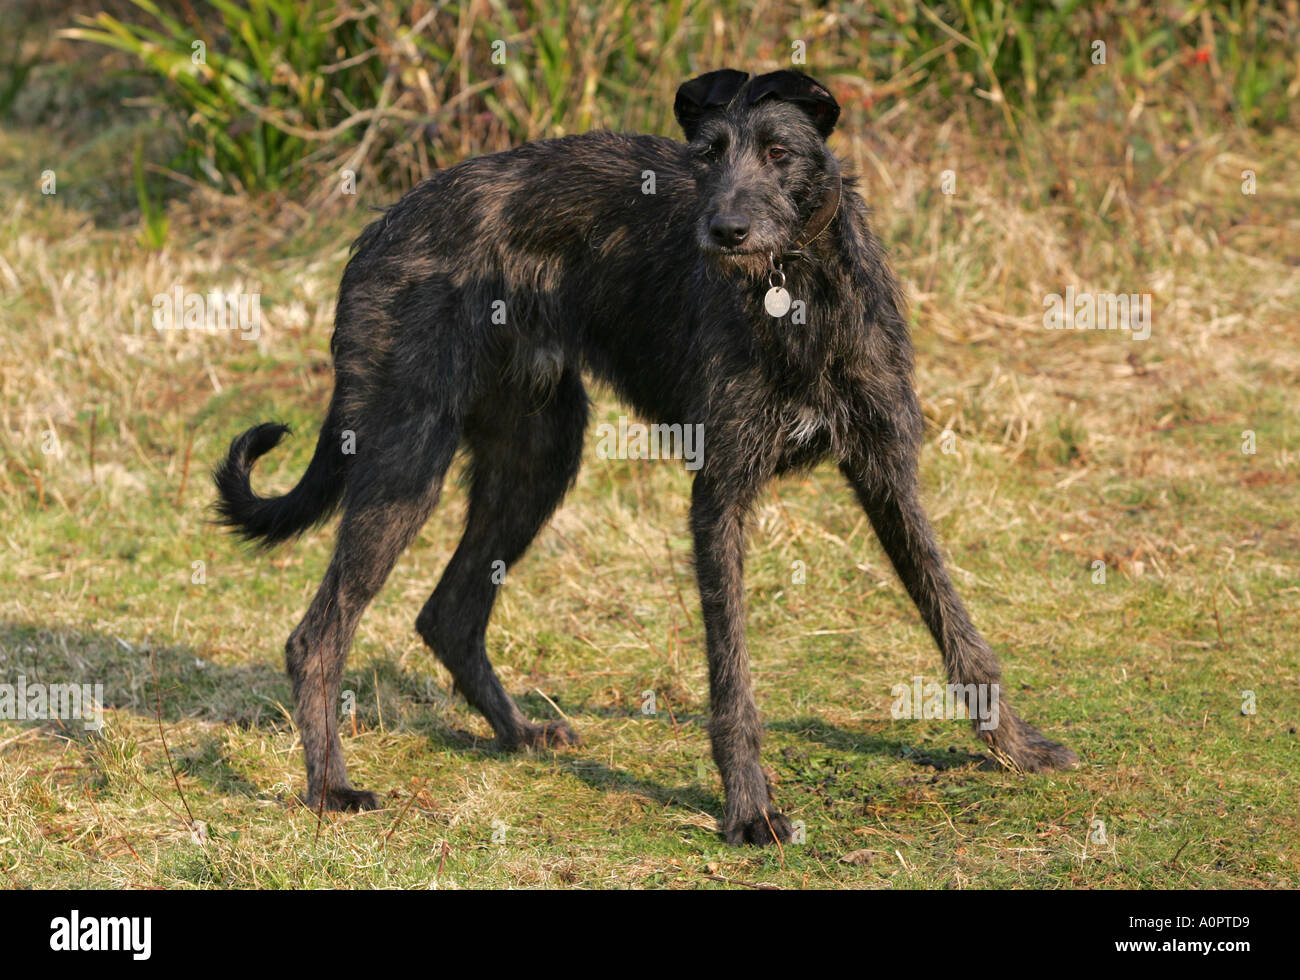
top-left (1, 7), bottom-right (1298, 889)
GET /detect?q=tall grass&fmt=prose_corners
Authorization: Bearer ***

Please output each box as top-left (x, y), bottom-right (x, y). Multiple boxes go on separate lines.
top-left (58, 0), bottom-right (1298, 197)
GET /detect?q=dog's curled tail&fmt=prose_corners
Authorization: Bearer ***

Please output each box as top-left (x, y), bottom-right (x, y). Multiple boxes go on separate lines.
top-left (213, 411), bottom-right (346, 546)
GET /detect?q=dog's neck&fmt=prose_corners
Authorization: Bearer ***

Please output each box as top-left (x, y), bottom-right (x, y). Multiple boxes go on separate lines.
top-left (782, 156), bottom-right (842, 261)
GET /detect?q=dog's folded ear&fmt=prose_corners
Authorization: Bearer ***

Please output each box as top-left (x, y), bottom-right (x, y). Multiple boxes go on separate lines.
top-left (674, 69), bottom-right (750, 141)
top-left (746, 70), bottom-right (840, 139)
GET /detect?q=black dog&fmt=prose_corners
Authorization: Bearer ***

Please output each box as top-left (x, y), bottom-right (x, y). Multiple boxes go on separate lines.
top-left (215, 68), bottom-right (1076, 845)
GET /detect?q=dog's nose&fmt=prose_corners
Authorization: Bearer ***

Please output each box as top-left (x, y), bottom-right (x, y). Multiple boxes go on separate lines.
top-left (709, 213), bottom-right (750, 247)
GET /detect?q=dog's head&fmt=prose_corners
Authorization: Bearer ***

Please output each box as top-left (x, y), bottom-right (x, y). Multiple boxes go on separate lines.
top-left (674, 69), bottom-right (841, 276)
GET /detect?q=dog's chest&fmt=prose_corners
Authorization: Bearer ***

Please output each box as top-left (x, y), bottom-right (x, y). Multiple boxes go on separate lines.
top-left (768, 390), bottom-right (849, 469)
top-left (781, 402), bottom-right (827, 447)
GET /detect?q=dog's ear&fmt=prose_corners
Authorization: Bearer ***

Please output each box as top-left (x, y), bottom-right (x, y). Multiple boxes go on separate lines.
top-left (746, 70), bottom-right (840, 139)
top-left (673, 69), bottom-right (750, 141)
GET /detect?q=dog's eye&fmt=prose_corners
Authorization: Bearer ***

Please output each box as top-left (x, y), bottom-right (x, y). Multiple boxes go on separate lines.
top-left (767, 146), bottom-right (788, 162)
top-left (700, 140), bottom-right (725, 160)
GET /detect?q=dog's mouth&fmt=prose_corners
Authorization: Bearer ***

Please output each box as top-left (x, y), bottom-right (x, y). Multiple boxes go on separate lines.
top-left (701, 244), bottom-right (766, 267)
top-left (699, 237), bottom-right (776, 261)
top-left (702, 249), bottom-right (773, 284)
top-left (702, 241), bottom-right (780, 280)
top-left (709, 244), bottom-right (766, 257)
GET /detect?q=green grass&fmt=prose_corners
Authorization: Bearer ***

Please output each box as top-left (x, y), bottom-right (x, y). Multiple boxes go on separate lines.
top-left (1, 4), bottom-right (1297, 889)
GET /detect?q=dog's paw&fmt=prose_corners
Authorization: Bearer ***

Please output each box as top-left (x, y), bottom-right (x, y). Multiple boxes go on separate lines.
top-left (988, 727), bottom-right (1079, 773)
top-left (311, 786), bottom-right (381, 811)
top-left (980, 705), bottom-right (1078, 773)
top-left (515, 720), bottom-right (580, 751)
top-left (725, 809), bottom-right (795, 846)
top-left (1014, 736), bottom-right (1078, 772)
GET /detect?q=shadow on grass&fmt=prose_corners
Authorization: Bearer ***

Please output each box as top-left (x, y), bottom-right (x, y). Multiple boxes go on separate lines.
top-left (557, 757), bottom-right (721, 815)
top-left (0, 620), bottom-right (288, 728)
top-left (1, 620), bottom-right (992, 820)
top-left (770, 716), bottom-right (992, 771)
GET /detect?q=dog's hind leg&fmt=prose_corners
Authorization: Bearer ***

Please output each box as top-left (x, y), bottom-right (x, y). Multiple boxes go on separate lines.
top-left (839, 410), bottom-right (1077, 773)
top-left (416, 367), bottom-right (588, 750)
top-left (287, 410), bottom-right (461, 811)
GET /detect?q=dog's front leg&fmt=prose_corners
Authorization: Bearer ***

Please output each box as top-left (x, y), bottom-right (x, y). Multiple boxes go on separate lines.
top-left (839, 431), bottom-right (1077, 773)
top-left (690, 471), bottom-right (793, 845)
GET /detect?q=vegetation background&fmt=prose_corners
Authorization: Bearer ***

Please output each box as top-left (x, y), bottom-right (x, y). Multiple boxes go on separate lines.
top-left (1, 0), bottom-right (1296, 888)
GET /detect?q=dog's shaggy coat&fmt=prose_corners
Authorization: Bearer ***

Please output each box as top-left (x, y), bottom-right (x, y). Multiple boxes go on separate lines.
top-left (215, 69), bottom-right (1075, 845)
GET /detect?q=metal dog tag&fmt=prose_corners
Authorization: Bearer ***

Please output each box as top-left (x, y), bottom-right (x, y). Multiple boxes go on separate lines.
top-left (764, 285), bottom-right (792, 317)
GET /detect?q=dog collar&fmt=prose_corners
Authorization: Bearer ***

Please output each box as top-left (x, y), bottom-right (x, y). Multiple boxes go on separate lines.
top-left (782, 157), bottom-right (842, 261)
top-left (764, 157), bottom-right (842, 316)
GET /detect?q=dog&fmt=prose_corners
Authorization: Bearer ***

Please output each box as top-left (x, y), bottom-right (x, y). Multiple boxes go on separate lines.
top-left (214, 68), bottom-right (1076, 845)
